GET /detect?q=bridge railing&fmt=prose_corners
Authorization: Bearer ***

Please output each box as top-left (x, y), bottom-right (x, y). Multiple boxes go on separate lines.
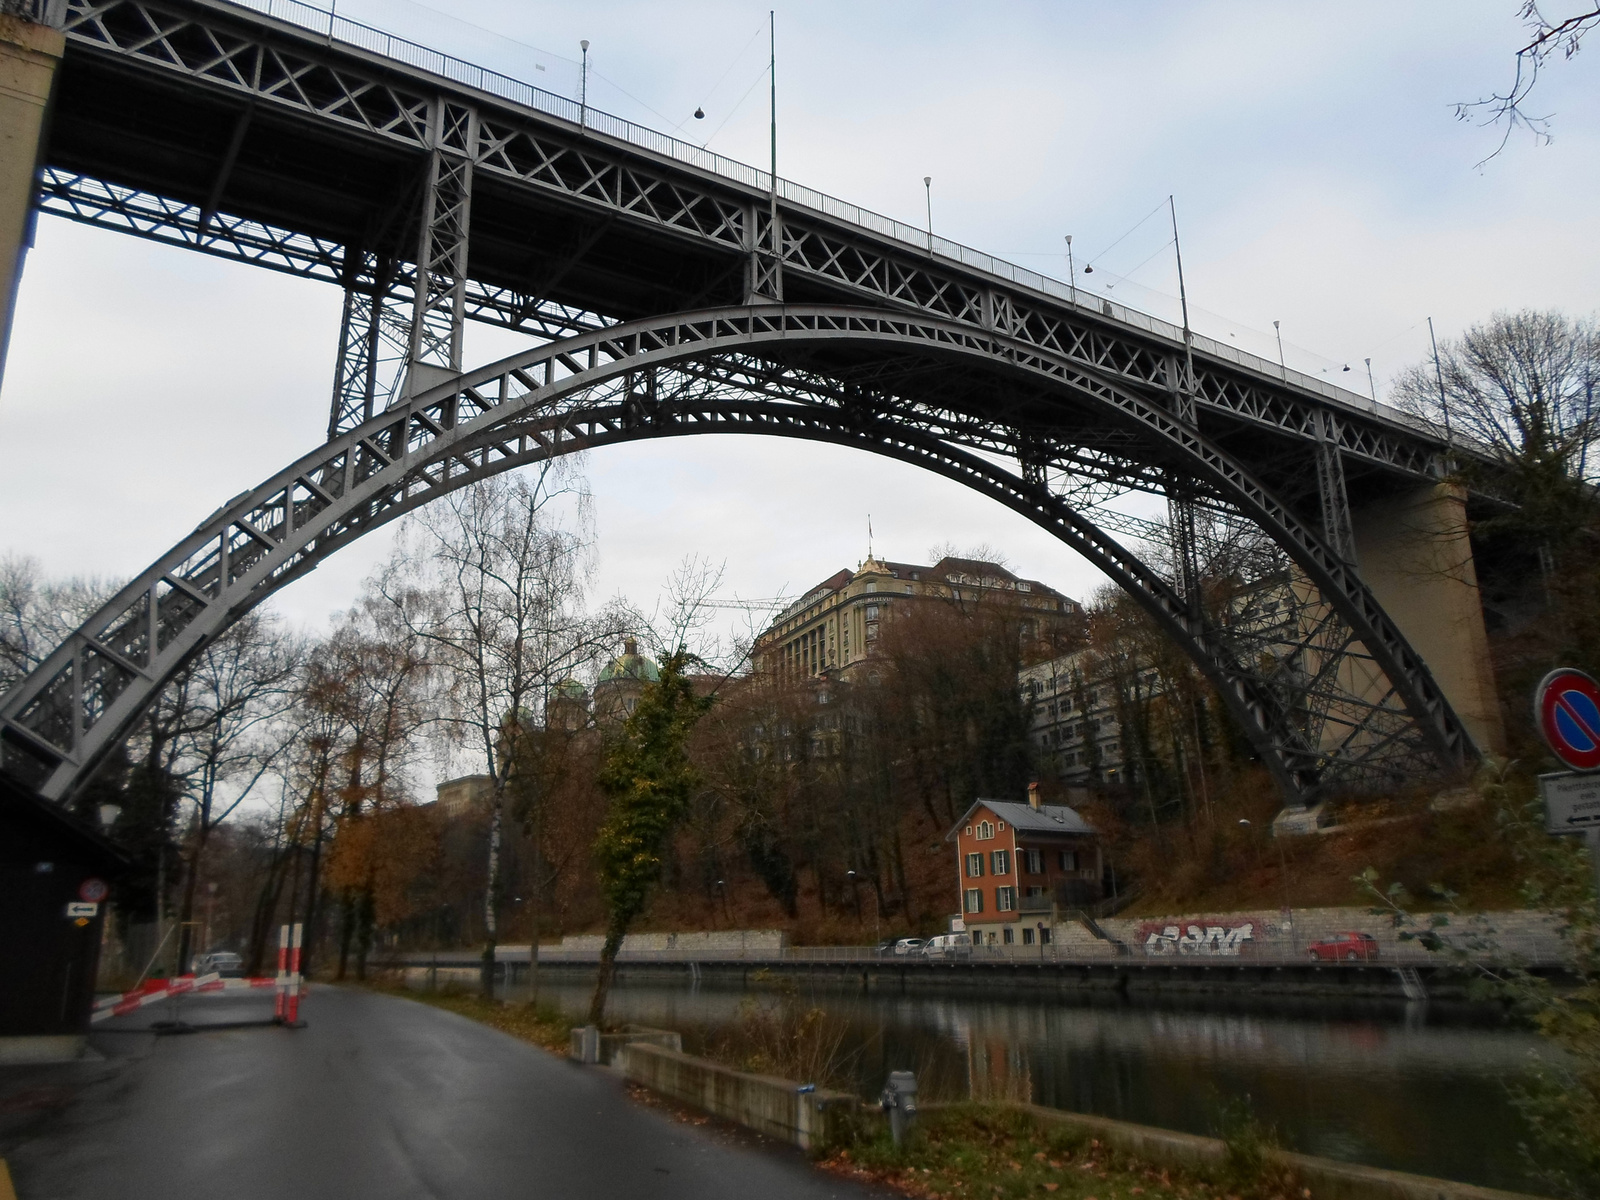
top-left (202, 0), bottom-right (1441, 435)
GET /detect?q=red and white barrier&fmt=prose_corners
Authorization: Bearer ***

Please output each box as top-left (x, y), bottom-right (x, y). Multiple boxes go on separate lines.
top-left (93, 923), bottom-right (306, 1025)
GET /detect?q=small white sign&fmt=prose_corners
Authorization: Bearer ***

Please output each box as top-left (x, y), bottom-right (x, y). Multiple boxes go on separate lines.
top-left (65, 901), bottom-right (98, 918)
top-left (1541, 771), bottom-right (1600, 833)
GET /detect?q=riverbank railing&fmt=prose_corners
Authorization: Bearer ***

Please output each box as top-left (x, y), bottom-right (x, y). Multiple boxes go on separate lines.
top-left (398, 936), bottom-right (1572, 971)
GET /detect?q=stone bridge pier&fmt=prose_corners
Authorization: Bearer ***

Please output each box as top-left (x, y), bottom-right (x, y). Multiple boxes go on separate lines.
top-left (1351, 481), bottom-right (1504, 759)
top-left (0, 12), bottom-right (63, 382)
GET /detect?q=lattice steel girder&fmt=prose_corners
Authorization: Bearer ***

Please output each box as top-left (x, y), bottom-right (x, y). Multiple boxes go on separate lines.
top-left (35, 170), bottom-right (604, 341)
top-left (0, 305), bottom-right (1470, 803)
top-left (49, 0), bottom-right (1472, 486)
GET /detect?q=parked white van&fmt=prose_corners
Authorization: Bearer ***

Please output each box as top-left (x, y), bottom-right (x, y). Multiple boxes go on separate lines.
top-left (922, 933), bottom-right (972, 959)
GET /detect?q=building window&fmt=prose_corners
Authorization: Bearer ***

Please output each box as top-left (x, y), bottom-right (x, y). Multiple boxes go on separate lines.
top-left (1022, 927), bottom-right (1035, 945)
top-left (991, 849), bottom-right (1011, 876)
top-left (1002, 925), bottom-right (1015, 943)
top-left (865, 605), bottom-right (879, 620)
top-left (1058, 850), bottom-right (1077, 872)
top-left (996, 886), bottom-right (1016, 912)
top-left (965, 888), bottom-right (983, 914)
top-left (1040, 926), bottom-right (1052, 945)
top-left (965, 853), bottom-right (984, 878)
top-left (1024, 848), bottom-right (1042, 875)
top-left (1025, 886), bottom-right (1048, 902)
top-left (865, 582), bottom-right (876, 593)
top-left (976, 820), bottom-right (995, 840)
top-left (904, 584), bottom-right (913, 594)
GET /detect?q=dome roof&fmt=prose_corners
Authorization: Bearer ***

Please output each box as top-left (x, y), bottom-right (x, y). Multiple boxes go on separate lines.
top-left (550, 678), bottom-right (587, 703)
top-left (598, 637), bottom-right (660, 684)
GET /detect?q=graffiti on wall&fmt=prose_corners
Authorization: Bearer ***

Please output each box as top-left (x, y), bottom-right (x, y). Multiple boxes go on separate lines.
top-left (1139, 918), bottom-right (1260, 957)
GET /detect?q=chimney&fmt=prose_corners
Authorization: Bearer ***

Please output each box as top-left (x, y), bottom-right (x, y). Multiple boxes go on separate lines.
top-left (623, 637), bottom-right (637, 656)
top-left (1028, 781), bottom-right (1041, 811)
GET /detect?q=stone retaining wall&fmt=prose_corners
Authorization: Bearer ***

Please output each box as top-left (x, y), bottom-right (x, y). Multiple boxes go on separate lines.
top-left (556, 929), bottom-right (789, 954)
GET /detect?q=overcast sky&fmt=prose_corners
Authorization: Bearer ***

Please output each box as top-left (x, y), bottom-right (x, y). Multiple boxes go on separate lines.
top-left (3, 0), bottom-right (1596, 662)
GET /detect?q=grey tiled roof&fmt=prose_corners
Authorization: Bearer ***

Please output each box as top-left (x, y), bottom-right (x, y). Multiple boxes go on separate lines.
top-left (948, 798), bottom-right (1096, 839)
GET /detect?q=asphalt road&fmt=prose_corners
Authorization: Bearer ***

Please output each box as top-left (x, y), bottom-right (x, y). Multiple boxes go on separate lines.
top-left (0, 987), bottom-right (886, 1200)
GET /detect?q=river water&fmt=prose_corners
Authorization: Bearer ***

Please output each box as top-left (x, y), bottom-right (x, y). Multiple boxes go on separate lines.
top-left (500, 973), bottom-right (1550, 1193)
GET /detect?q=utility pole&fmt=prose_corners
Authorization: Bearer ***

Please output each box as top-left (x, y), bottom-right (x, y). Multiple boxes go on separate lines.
top-left (1365, 357), bottom-right (1377, 403)
top-left (1065, 234), bottom-right (1075, 305)
top-left (767, 11), bottom-right (780, 298)
top-left (1428, 317), bottom-right (1451, 440)
top-left (1273, 320), bottom-right (1286, 380)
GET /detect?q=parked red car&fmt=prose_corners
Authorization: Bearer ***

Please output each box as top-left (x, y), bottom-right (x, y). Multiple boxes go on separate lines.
top-left (1307, 931), bottom-right (1380, 962)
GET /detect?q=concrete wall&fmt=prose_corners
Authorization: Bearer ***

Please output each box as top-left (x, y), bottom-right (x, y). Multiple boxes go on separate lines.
top-left (615, 1041), bottom-right (860, 1152)
top-left (556, 930), bottom-right (789, 954)
top-left (0, 15), bottom-right (63, 383)
top-left (1049, 906), bottom-right (1566, 961)
top-left (1352, 482), bottom-right (1505, 755)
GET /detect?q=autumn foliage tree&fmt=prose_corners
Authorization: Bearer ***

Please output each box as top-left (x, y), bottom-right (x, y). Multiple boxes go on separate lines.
top-left (589, 647), bottom-right (713, 1024)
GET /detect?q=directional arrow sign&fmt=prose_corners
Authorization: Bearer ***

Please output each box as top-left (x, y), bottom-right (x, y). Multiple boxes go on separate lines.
top-left (1541, 772), bottom-right (1600, 834)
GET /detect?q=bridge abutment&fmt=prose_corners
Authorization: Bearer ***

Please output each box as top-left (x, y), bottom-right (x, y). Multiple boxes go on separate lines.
top-left (1351, 482), bottom-right (1504, 757)
top-left (0, 14), bottom-right (61, 388)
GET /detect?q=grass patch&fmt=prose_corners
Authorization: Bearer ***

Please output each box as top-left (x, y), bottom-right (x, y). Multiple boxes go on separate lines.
top-left (358, 979), bottom-right (577, 1054)
top-left (821, 1103), bottom-right (1307, 1200)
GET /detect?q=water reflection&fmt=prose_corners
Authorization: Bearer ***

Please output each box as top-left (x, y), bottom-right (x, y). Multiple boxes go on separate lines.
top-left (496, 973), bottom-right (1545, 1192)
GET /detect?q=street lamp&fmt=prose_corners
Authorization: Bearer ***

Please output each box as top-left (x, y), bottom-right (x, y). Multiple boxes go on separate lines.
top-left (579, 40), bottom-right (589, 130)
top-left (1273, 320), bottom-right (1287, 379)
top-left (923, 176), bottom-right (933, 255)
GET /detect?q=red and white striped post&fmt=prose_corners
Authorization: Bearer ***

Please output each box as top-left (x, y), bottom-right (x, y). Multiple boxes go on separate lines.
top-left (286, 922), bottom-right (304, 1024)
top-left (274, 924), bottom-right (290, 1022)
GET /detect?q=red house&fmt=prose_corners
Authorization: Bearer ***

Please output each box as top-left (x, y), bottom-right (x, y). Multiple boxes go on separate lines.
top-left (945, 784), bottom-right (1102, 946)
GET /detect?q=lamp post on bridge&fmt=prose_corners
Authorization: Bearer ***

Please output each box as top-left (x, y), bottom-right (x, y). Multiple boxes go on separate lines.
top-left (923, 176), bottom-right (933, 256)
top-left (579, 40), bottom-right (589, 130)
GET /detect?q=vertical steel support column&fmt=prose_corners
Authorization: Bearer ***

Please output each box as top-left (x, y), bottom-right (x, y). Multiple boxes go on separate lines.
top-left (327, 250), bottom-right (408, 437)
top-left (1314, 410), bottom-right (1357, 565)
top-left (405, 97), bottom-right (476, 395)
top-left (744, 201), bottom-right (782, 304)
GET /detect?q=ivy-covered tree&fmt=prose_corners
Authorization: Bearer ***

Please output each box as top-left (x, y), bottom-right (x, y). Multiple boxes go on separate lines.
top-left (588, 647), bottom-right (712, 1025)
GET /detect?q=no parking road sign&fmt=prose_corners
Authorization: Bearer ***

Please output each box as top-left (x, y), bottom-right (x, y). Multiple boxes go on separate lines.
top-left (1536, 668), bottom-right (1600, 772)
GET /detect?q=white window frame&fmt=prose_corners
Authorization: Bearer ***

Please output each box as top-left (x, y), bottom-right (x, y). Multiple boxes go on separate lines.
top-left (976, 820), bottom-right (995, 840)
top-left (964, 888), bottom-right (983, 914)
top-left (965, 852), bottom-right (984, 878)
top-left (990, 849), bottom-right (1011, 876)
top-left (996, 886), bottom-right (1016, 912)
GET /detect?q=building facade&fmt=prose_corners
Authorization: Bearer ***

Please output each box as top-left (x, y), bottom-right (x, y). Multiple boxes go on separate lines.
top-left (945, 786), bottom-right (1102, 946)
top-left (752, 555), bottom-right (1080, 682)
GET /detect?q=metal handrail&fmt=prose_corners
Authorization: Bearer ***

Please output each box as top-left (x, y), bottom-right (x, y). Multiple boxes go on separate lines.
top-left (401, 936), bottom-right (1574, 970)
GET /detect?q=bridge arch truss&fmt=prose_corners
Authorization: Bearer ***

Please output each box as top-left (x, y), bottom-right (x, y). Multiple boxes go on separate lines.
top-left (0, 306), bottom-right (1470, 806)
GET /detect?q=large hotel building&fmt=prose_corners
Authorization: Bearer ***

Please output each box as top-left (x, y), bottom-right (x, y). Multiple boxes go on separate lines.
top-left (751, 555), bottom-right (1080, 682)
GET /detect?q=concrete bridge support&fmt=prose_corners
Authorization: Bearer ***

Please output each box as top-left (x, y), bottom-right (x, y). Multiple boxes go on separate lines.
top-left (0, 13), bottom-right (62, 387)
top-left (1352, 482), bottom-right (1504, 757)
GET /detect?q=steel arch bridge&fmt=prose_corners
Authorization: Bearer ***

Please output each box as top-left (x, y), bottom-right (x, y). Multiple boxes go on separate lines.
top-left (0, 0), bottom-right (1498, 808)
top-left (0, 306), bottom-right (1468, 806)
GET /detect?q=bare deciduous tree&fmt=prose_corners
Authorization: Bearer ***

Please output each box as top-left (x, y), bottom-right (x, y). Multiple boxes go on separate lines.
top-left (1458, 3), bottom-right (1600, 164)
top-left (1392, 309), bottom-right (1600, 479)
top-left (384, 463), bottom-right (616, 999)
